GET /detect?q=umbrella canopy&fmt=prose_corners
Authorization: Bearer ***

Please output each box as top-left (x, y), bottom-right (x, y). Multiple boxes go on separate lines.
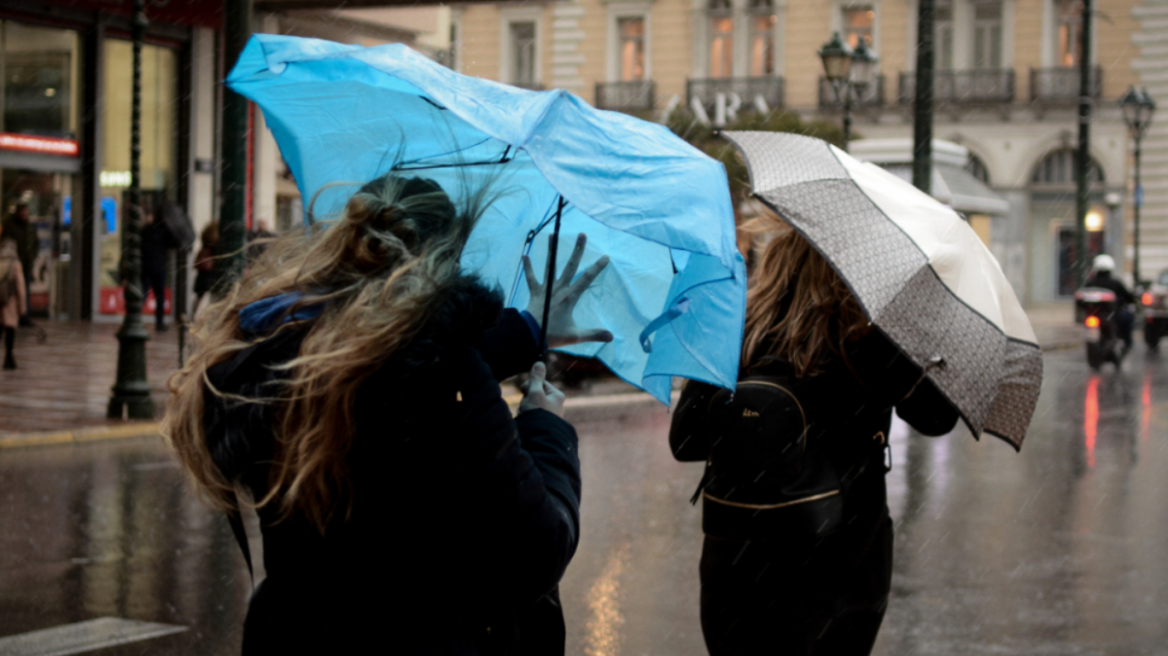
top-left (722, 131), bottom-right (1041, 449)
top-left (227, 35), bottom-right (746, 402)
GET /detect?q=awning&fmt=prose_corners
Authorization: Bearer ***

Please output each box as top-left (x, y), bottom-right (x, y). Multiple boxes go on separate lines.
top-left (882, 163), bottom-right (1010, 216)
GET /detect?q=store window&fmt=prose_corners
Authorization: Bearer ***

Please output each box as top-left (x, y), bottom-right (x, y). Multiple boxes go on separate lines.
top-left (0, 21), bottom-right (80, 317)
top-left (841, 5), bottom-right (874, 49)
top-left (2, 21), bottom-right (79, 138)
top-left (1056, 0), bottom-right (1082, 68)
top-left (749, 0), bottom-right (776, 77)
top-left (619, 17), bottom-right (645, 81)
top-left (935, 3), bottom-right (954, 70)
top-left (99, 39), bottom-right (178, 316)
top-left (973, 2), bottom-right (1003, 69)
top-left (708, 0), bottom-right (733, 79)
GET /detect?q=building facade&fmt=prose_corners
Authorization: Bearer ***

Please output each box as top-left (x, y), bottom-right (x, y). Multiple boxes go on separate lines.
top-left (454, 0), bottom-right (1158, 304)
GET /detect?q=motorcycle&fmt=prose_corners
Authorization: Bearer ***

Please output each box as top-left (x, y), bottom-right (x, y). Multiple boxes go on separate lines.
top-left (1075, 288), bottom-right (1126, 371)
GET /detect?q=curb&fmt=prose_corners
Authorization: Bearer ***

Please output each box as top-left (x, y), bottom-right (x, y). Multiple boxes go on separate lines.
top-left (0, 422), bottom-right (162, 451)
top-left (0, 388), bottom-right (680, 452)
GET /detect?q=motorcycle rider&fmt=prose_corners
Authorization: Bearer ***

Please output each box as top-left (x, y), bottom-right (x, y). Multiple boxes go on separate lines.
top-left (1084, 254), bottom-right (1135, 351)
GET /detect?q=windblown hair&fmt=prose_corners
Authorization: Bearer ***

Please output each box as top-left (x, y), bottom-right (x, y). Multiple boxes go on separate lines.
top-left (741, 212), bottom-right (871, 378)
top-left (165, 173), bottom-right (497, 531)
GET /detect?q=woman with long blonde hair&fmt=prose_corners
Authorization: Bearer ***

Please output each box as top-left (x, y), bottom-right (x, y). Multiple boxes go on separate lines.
top-left (669, 213), bottom-right (958, 655)
top-left (167, 173), bottom-right (610, 654)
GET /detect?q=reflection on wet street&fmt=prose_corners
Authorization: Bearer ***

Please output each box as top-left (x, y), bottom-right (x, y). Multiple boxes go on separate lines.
top-left (3, 348), bottom-right (1168, 654)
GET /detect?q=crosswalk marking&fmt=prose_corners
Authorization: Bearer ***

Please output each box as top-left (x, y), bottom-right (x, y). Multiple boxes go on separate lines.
top-left (0, 618), bottom-right (187, 656)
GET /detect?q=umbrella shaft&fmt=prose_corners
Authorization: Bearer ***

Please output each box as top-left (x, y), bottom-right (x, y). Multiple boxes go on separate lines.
top-left (540, 196), bottom-right (567, 361)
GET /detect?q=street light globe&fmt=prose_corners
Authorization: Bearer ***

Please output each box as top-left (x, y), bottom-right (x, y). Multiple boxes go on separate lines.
top-left (850, 39), bottom-right (878, 87)
top-left (1086, 210), bottom-right (1105, 232)
top-left (818, 32), bottom-right (853, 82)
top-left (1120, 85), bottom-right (1156, 136)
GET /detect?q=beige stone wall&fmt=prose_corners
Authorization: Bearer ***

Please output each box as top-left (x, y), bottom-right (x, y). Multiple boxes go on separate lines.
top-left (1097, 0), bottom-right (1142, 98)
top-left (651, 0), bottom-right (695, 104)
top-left (1012, 0), bottom-right (1045, 74)
top-left (879, 1), bottom-right (911, 95)
top-left (576, 0), bottom-right (608, 105)
top-left (782, 1), bottom-right (832, 109)
top-left (458, 4), bottom-right (501, 81)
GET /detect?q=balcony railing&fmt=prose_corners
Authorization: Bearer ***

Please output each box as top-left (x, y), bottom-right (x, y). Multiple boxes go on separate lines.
top-left (817, 75), bottom-right (886, 108)
top-left (686, 76), bottom-right (785, 114)
top-left (898, 69), bottom-right (1015, 105)
top-left (595, 81), bottom-right (656, 112)
top-left (1030, 67), bottom-right (1102, 103)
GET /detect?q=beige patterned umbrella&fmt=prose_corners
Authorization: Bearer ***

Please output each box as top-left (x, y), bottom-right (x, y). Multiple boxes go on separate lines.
top-left (723, 130), bottom-right (1042, 449)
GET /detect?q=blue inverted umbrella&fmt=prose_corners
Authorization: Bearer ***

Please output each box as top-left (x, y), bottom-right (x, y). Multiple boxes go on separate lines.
top-left (226, 35), bottom-right (746, 402)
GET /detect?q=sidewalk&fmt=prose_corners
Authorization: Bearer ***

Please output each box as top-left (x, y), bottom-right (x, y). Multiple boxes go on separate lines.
top-left (1024, 302), bottom-right (1080, 351)
top-left (0, 305), bottom-right (1080, 445)
top-left (0, 321), bottom-right (177, 444)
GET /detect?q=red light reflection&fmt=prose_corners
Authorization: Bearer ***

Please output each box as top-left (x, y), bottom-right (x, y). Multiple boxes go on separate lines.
top-left (1142, 370), bottom-right (1153, 442)
top-left (1085, 376), bottom-right (1098, 468)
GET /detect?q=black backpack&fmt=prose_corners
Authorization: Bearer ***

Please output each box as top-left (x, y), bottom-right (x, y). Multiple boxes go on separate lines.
top-left (694, 374), bottom-right (890, 540)
top-left (159, 202), bottom-right (195, 251)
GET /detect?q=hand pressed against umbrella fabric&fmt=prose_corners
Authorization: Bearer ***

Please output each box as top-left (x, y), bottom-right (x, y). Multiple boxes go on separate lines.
top-left (227, 34), bottom-right (746, 402)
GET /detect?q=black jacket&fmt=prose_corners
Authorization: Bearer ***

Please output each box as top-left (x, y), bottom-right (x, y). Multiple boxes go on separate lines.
top-left (204, 278), bottom-right (581, 655)
top-left (670, 330), bottom-right (958, 542)
top-left (1085, 271), bottom-right (1135, 305)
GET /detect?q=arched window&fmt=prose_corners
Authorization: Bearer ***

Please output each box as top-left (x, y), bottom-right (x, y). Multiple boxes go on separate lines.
top-left (966, 153), bottom-right (991, 186)
top-left (1030, 148), bottom-right (1104, 186)
top-left (708, 0), bottom-right (734, 79)
top-left (748, 0), bottom-right (776, 76)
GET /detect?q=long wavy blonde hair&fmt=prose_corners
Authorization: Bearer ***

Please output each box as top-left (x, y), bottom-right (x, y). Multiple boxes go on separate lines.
top-left (741, 211), bottom-right (871, 377)
top-left (165, 173), bottom-right (497, 531)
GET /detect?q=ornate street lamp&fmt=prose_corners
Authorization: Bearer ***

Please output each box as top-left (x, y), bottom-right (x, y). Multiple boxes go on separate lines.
top-left (1120, 85), bottom-right (1156, 286)
top-left (819, 32), bottom-right (877, 150)
top-left (851, 39), bottom-right (878, 97)
top-left (108, 0), bottom-right (155, 420)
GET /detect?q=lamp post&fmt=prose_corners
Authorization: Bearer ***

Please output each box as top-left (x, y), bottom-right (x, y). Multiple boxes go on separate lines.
top-left (819, 32), bottom-right (878, 151)
top-left (107, 0), bottom-right (154, 420)
top-left (1120, 85), bottom-right (1156, 287)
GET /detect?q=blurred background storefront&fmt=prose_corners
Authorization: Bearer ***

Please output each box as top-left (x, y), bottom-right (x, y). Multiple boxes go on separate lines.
top-left (0, 1), bottom-right (219, 322)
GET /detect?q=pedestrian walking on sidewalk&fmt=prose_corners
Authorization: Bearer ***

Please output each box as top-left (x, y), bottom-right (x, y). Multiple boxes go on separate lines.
top-left (1, 203), bottom-right (36, 327)
top-left (191, 221), bottom-right (219, 316)
top-left (165, 173), bottom-right (611, 655)
top-left (0, 239), bottom-right (26, 370)
top-left (669, 217), bottom-right (959, 656)
top-left (141, 202), bottom-right (170, 332)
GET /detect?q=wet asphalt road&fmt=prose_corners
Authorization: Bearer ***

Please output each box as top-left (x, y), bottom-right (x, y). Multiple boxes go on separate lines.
top-left (2, 347), bottom-right (1168, 655)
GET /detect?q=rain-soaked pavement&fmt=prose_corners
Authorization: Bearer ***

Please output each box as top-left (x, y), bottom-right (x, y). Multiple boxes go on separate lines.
top-left (2, 346), bottom-right (1168, 655)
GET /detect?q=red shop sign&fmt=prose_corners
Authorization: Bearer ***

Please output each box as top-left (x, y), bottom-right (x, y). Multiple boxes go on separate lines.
top-left (0, 133), bottom-right (79, 157)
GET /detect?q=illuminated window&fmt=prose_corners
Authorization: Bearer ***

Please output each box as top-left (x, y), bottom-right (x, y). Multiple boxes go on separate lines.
top-left (749, 0), bottom-right (776, 77)
top-left (708, 0), bottom-right (733, 79)
top-left (842, 5), bottom-right (874, 49)
top-left (619, 17), bottom-right (645, 81)
top-left (1057, 0), bottom-right (1083, 68)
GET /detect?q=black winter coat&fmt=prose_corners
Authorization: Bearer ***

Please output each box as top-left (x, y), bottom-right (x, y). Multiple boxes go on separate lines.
top-left (204, 278), bottom-right (581, 655)
top-left (1085, 270), bottom-right (1135, 305)
top-left (670, 330), bottom-right (959, 543)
